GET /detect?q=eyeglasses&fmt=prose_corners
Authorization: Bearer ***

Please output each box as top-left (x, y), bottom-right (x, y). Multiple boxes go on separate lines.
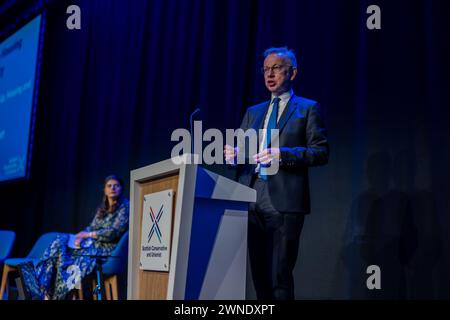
top-left (261, 64), bottom-right (293, 75)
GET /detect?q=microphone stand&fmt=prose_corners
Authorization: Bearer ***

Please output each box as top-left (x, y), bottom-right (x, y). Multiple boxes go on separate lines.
top-left (190, 107), bottom-right (201, 158)
top-left (71, 253), bottom-right (120, 301)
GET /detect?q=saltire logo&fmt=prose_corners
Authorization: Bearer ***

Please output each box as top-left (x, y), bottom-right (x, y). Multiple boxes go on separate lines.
top-left (148, 205), bottom-right (164, 243)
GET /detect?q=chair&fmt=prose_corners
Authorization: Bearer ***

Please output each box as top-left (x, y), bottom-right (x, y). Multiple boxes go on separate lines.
top-left (0, 231), bottom-right (15, 264)
top-left (92, 231), bottom-right (128, 300)
top-left (0, 231), bottom-right (16, 299)
top-left (0, 232), bottom-right (59, 300)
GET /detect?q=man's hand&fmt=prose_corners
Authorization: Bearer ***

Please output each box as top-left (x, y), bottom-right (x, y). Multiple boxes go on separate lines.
top-left (253, 148), bottom-right (280, 165)
top-left (224, 145), bottom-right (238, 164)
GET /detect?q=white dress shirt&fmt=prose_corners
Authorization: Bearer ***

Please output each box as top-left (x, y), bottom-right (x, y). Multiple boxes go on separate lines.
top-left (256, 89), bottom-right (293, 172)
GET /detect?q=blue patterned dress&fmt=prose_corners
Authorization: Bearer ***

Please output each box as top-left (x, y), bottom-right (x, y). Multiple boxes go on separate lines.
top-left (34, 198), bottom-right (129, 299)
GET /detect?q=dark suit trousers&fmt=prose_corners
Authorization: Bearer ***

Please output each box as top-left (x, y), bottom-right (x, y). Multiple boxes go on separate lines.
top-left (248, 177), bottom-right (305, 300)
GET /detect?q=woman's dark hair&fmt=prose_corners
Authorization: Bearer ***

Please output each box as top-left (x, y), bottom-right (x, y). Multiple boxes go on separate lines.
top-left (96, 174), bottom-right (124, 219)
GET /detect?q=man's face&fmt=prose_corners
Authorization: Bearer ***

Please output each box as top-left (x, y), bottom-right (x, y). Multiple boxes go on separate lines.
top-left (263, 53), bottom-right (297, 96)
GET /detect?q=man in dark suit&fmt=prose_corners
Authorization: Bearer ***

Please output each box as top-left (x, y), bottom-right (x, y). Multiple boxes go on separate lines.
top-left (224, 47), bottom-right (329, 300)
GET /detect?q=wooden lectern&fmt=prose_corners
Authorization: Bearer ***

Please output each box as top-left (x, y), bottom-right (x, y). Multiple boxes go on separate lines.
top-left (127, 155), bottom-right (256, 300)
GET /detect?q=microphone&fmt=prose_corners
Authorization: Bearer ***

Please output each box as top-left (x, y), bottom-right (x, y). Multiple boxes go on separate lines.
top-left (189, 107), bottom-right (201, 157)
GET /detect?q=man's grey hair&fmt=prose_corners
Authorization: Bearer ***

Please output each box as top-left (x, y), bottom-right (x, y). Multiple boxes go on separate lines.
top-left (263, 46), bottom-right (298, 68)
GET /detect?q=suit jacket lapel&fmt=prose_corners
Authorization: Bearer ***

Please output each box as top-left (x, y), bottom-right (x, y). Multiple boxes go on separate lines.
top-left (251, 100), bottom-right (270, 153)
top-left (253, 100), bottom-right (271, 131)
top-left (251, 95), bottom-right (298, 146)
top-left (277, 95), bottom-right (297, 133)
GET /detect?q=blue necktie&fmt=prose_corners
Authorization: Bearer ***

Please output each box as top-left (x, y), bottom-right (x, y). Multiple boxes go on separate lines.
top-left (260, 97), bottom-right (280, 180)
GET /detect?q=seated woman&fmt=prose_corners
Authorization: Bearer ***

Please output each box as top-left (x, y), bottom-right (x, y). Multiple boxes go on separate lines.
top-left (20, 174), bottom-right (129, 300)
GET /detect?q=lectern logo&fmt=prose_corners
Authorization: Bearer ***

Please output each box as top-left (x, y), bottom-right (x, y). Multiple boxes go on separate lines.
top-left (148, 205), bottom-right (164, 243)
top-left (140, 190), bottom-right (172, 271)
